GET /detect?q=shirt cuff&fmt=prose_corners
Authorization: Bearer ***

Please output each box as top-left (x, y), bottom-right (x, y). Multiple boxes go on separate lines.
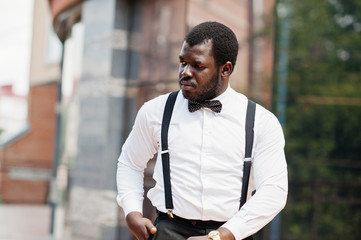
top-left (222, 216), bottom-right (249, 240)
top-left (117, 193), bottom-right (144, 217)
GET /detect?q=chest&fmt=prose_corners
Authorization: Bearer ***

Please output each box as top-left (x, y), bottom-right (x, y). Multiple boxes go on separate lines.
top-left (156, 110), bottom-right (247, 168)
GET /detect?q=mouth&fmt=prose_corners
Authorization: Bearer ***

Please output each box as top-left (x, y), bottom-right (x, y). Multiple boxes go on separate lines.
top-left (179, 79), bottom-right (196, 91)
top-left (180, 83), bottom-right (194, 91)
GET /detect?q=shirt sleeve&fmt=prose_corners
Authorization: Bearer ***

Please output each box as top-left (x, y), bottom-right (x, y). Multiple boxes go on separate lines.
top-left (116, 102), bottom-right (159, 216)
top-left (222, 110), bottom-right (288, 240)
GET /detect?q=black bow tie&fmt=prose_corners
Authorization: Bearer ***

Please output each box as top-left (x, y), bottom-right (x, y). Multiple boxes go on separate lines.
top-left (188, 100), bottom-right (222, 113)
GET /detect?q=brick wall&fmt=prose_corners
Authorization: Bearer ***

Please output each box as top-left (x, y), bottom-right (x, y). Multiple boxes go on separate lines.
top-left (0, 83), bottom-right (58, 203)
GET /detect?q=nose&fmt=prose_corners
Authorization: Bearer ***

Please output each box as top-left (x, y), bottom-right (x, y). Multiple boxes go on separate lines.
top-left (180, 64), bottom-right (192, 78)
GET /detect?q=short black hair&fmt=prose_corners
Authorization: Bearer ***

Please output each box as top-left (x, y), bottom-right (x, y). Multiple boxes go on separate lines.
top-left (184, 21), bottom-right (239, 70)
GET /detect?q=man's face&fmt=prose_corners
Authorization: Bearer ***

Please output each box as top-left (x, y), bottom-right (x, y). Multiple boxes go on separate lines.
top-left (178, 40), bottom-right (224, 102)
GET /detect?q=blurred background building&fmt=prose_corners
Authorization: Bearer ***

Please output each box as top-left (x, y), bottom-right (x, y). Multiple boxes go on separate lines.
top-left (0, 0), bottom-right (360, 240)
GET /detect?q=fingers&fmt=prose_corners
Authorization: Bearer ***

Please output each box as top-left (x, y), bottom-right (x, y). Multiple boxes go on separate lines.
top-left (145, 220), bottom-right (157, 235)
top-left (126, 212), bottom-right (157, 240)
top-left (150, 226), bottom-right (157, 234)
top-left (138, 222), bottom-right (156, 240)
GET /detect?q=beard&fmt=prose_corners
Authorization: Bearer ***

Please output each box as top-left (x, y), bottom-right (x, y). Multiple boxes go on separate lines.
top-left (180, 71), bottom-right (222, 102)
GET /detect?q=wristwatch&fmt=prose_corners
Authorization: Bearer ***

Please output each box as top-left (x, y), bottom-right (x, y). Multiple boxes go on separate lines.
top-left (208, 230), bottom-right (221, 240)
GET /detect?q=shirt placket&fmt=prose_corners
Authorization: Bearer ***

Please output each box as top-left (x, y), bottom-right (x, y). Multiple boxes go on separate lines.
top-left (200, 110), bottom-right (214, 218)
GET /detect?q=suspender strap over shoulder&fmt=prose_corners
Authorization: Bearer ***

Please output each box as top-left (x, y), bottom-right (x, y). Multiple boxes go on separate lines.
top-left (240, 100), bottom-right (256, 208)
top-left (161, 91), bottom-right (178, 217)
top-left (240, 100), bottom-right (256, 240)
top-left (245, 100), bottom-right (256, 159)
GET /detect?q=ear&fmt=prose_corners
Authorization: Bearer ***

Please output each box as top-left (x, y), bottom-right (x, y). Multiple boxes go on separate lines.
top-left (220, 61), bottom-right (233, 79)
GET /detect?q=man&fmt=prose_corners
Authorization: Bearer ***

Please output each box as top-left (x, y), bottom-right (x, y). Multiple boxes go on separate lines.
top-left (116, 21), bottom-right (288, 240)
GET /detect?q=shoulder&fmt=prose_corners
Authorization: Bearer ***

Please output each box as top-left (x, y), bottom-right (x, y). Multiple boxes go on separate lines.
top-left (254, 103), bottom-right (284, 141)
top-left (254, 103), bottom-right (280, 126)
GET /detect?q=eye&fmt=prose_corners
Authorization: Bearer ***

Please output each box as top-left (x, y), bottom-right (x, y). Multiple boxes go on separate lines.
top-left (180, 61), bottom-right (187, 66)
top-left (194, 64), bottom-right (205, 70)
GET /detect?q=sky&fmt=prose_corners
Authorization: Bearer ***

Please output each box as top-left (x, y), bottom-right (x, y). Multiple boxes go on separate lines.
top-left (0, 0), bottom-right (34, 96)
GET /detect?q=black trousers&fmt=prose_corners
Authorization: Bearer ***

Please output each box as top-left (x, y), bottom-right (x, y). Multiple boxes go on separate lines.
top-left (148, 212), bottom-right (225, 240)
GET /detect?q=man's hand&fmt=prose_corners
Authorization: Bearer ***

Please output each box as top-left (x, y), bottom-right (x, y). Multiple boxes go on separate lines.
top-left (187, 227), bottom-right (235, 240)
top-left (126, 211), bottom-right (157, 240)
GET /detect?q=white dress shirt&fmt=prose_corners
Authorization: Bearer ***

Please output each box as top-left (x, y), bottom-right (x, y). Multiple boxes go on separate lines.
top-left (116, 86), bottom-right (288, 240)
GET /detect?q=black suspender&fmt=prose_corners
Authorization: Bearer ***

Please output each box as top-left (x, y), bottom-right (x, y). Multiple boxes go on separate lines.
top-left (160, 91), bottom-right (256, 221)
top-left (240, 100), bottom-right (256, 240)
top-left (240, 100), bottom-right (256, 208)
top-left (160, 91), bottom-right (179, 217)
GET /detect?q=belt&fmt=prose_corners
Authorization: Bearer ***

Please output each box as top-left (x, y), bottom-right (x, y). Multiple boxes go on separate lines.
top-left (158, 211), bottom-right (225, 229)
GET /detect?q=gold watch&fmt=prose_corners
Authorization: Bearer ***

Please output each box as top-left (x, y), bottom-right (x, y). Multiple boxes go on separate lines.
top-left (208, 230), bottom-right (221, 240)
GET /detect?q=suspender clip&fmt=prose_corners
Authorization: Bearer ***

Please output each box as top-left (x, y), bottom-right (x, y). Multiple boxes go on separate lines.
top-left (167, 209), bottom-right (174, 218)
